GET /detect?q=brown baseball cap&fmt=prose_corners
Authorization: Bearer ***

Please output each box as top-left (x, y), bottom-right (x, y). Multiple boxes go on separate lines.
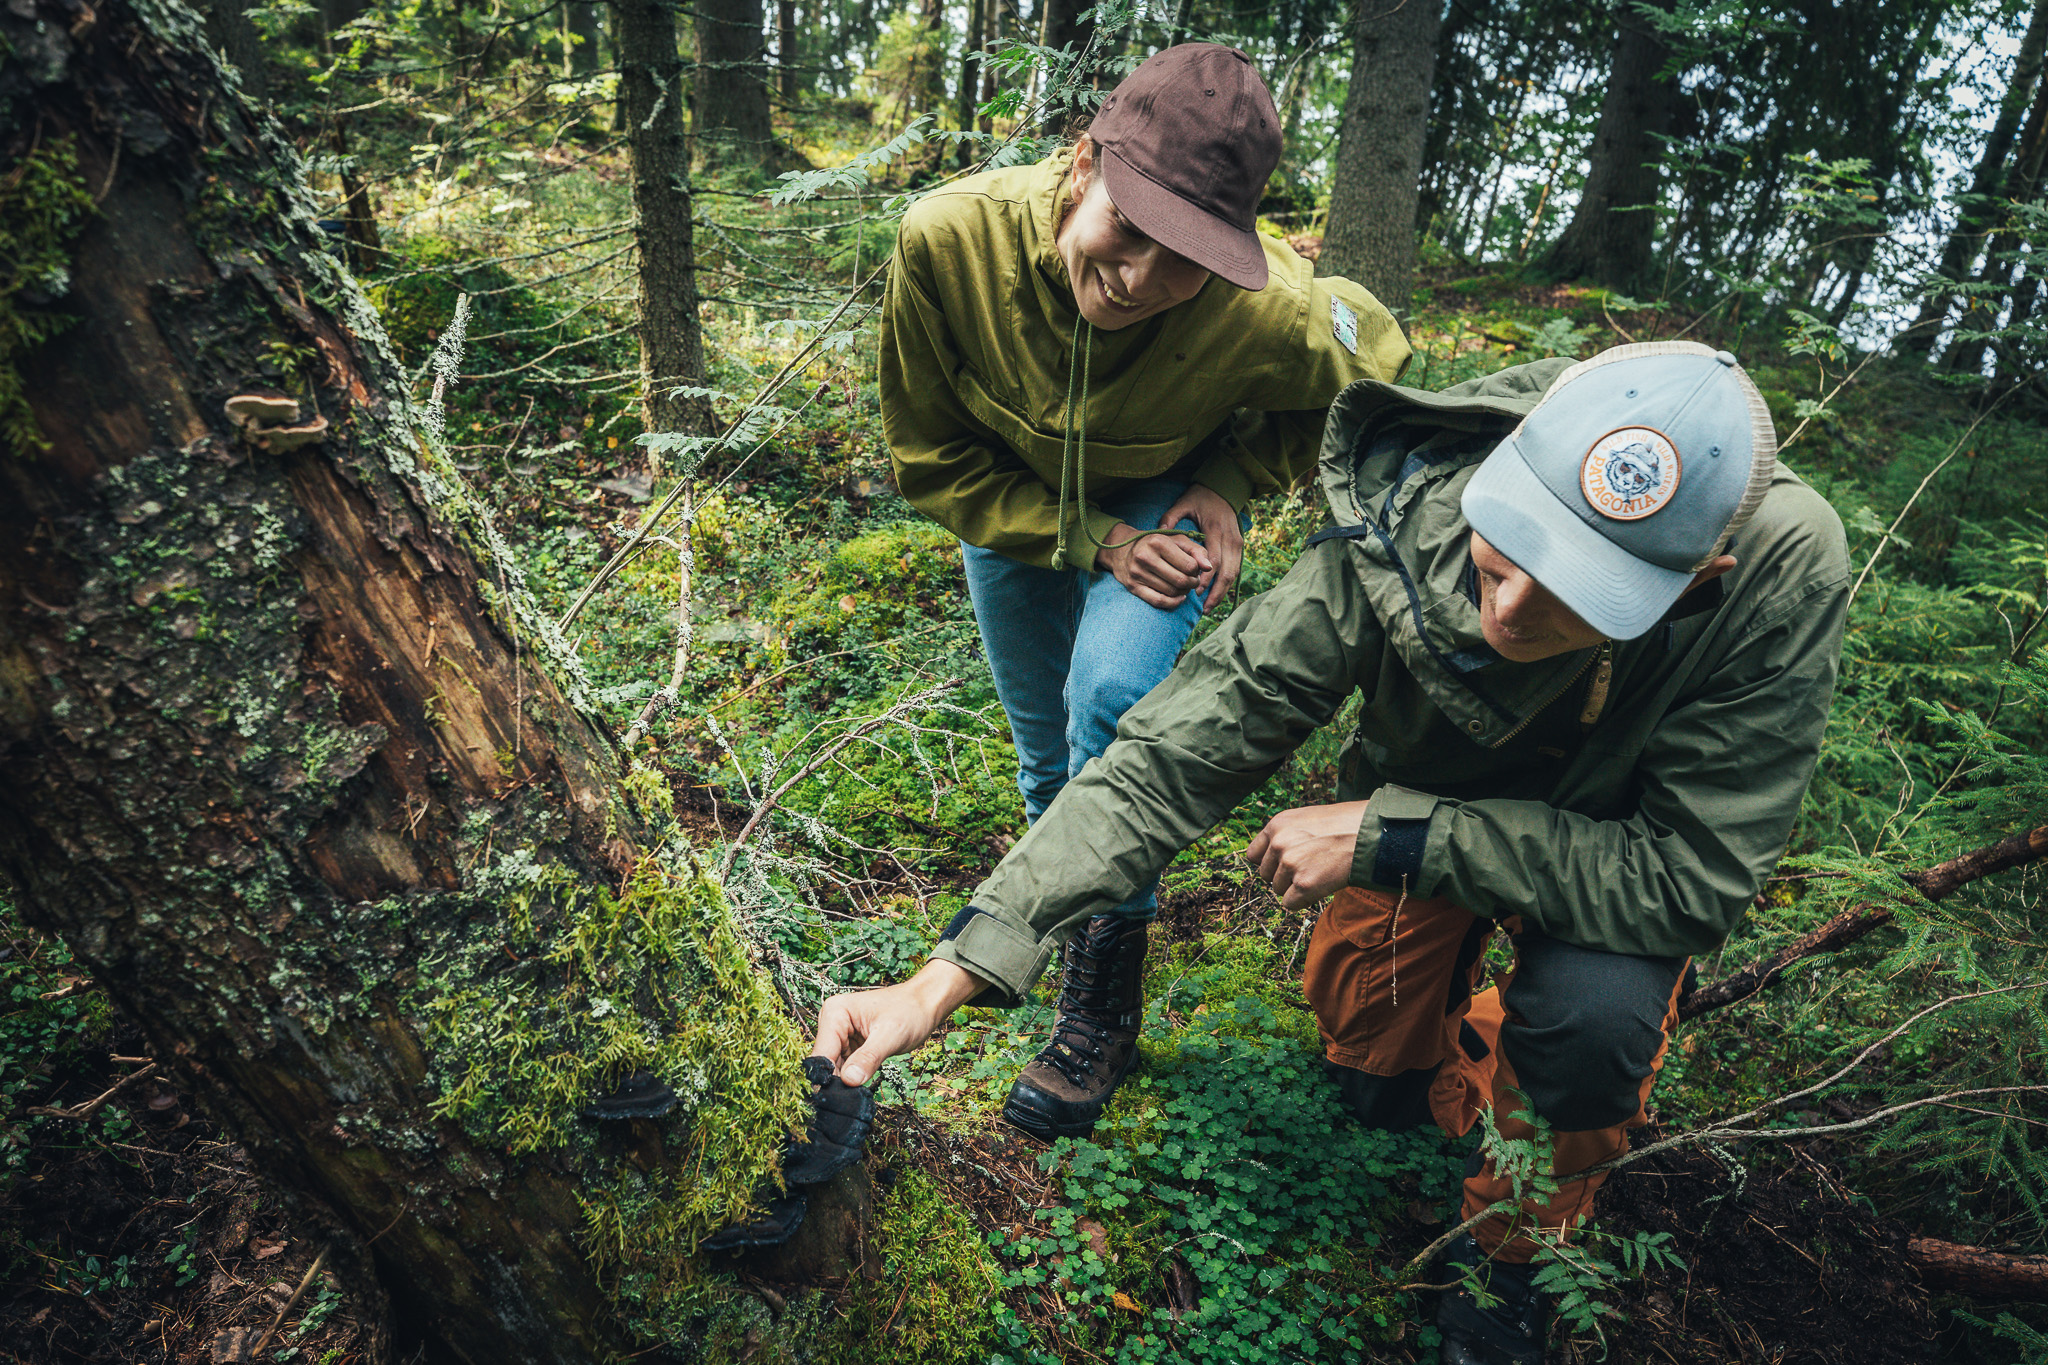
top-left (1088, 43), bottom-right (1282, 291)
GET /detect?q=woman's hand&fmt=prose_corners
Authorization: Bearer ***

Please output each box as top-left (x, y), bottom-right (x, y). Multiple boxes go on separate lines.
top-left (1159, 483), bottom-right (1244, 611)
top-left (1096, 521), bottom-right (1214, 608)
top-left (811, 959), bottom-right (990, 1086)
top-left (1246, 800), bottom-right (1370, 910)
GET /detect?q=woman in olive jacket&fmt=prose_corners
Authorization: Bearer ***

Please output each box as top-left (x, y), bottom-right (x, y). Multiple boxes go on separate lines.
top-left (878, 42), bottom-right (1409, 1138)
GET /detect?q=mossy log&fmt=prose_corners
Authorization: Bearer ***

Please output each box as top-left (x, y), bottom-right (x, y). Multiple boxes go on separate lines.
top-left (0, 3), bottom-right (812, 1360)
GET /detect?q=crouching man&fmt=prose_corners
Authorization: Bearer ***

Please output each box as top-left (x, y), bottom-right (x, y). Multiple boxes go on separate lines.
top-left (809, 342), bottom-right (1849, 1364)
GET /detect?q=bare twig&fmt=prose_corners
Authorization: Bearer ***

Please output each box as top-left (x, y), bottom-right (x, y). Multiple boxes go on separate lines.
top-left (718, 679), bottom-right (965, 881)
top-left (1847, 391), bottom-right (2014, 607)
top-left (248, 1248), bottom-right (328, 1359)
top-left (28, 1062), bottom-right (157, 1120)
top-left (620, 506), bottom-right (694, 749)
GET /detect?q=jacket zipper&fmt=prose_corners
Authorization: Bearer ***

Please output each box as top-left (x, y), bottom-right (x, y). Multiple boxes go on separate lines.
top-left (1488, 645), bottom-right (1603, 749)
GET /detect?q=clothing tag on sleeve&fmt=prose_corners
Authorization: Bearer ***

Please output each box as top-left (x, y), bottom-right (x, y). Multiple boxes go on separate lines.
top-left (1330, 297), bottom-right (1360, 354)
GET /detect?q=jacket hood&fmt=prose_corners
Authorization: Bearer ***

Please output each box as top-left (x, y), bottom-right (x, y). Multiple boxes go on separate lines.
top-left (1317, 357), bottom-right (1573, 528)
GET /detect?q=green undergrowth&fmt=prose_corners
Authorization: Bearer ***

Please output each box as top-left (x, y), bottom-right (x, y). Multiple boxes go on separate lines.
top-left (416, 855), bottom-right (807, 1275)
top-left (983, 995), bottom-right (1465, 1365)
top-left (821, 1168), bottom-right (1003, 1362)
top-left (0, 893), bottom-right (114, 1194)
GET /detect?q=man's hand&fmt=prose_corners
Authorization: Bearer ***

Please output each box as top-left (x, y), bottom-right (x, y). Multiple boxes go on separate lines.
top-left (1158, 483), bottom-right (1244, 610)
top-left (1095, 521), bottom-right (1213, 609)
top-left (811, 959), bottom-right (989, 1086)
top-left (1246, 800), bottom-right (1370, 910)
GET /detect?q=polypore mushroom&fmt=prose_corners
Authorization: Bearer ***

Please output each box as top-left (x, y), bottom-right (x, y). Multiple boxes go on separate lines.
top-left (255, 416), bottom-right (330, 451)
top-left (223, 394), bottom-right (302, 432)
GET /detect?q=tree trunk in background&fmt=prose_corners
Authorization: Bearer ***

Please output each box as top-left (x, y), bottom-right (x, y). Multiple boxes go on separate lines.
top-left (1947, 75), bottom-right (2048, 378)
top-left (331, 119), bottom-right (385, 276)
top-left (694, 0), bottom-right (777, 170)
top-left (1540, 0), bottom-right (1677, 290)
top-left (612, 0), bottom-right (714, 440)
top-left (778, 0), bottom-right (798, 100)
top-left (1036, 0), bottom-right (1096, 137)
top-left (319, 0), bottom-right (367, 41)
top-left (199, 0), bottom-right (267, 100)
top-left (0, 3), bottom-right (801, 1360)
top-left (1317, 0), bottom-right (1444, 316)
top-left (956, 0), bottom-right (988, 166)
top-left (1412, 0), bottom-right (1474, 248)
top-left (1899, 0), bottom-right (2048, 360)
top-left (564, 0), bottom-right (603, 77)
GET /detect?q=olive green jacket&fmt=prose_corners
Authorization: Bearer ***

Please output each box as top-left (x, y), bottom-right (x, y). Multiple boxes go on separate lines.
top-left (930, 359), bottom-right (1852, 1003)
top-left (880, 152), bottom-right (1412, 570)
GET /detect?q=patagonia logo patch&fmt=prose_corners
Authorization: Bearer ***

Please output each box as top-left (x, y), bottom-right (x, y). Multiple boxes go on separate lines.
top-left (1580, 426), bottom-right (1681, 520)
top-left (1330, 297), bottom-right (1360, 354)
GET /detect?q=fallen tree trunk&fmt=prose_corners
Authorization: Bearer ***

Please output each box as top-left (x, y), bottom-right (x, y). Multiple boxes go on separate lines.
top-left (0, 3), bottom-right (807, 1360)
top-left (1910, 1236), bottom-right (2048, 1301)
top-left (1680, 823), bottom-right (2048, 1021)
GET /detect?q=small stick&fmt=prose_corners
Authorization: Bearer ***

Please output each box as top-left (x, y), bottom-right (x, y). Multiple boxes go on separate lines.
top-left (249, 1248), bottom-right (328, 1359)
top-left (28, 1062), bottom-right (157, 1120)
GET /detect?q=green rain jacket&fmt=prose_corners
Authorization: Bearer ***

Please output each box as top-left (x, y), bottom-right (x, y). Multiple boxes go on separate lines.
top-left (929, 358), bottom-right (1852, 1003)
top-left (880, 151), bottom-right (1412, 570)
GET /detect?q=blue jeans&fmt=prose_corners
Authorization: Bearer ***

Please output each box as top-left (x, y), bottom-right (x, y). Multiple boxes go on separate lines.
top-left (964, 476), bottom-right (1238, 921)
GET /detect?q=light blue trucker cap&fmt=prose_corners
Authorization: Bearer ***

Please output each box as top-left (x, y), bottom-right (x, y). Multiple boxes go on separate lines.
top-left (1461, 341), bottom-right (1778, 640)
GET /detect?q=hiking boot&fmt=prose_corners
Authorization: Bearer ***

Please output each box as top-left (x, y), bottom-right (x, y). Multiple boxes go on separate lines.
top-left (1436, 1233), bottom-right (1551, 1365)
top-left (783, 1056), bottom-right (876, 1186)
top-left (1002, 916), bottom-right (1146, 1140)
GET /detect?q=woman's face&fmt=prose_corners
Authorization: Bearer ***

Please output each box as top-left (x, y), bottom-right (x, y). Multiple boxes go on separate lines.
top-left (1056, 140), bottom-right (1212, 330)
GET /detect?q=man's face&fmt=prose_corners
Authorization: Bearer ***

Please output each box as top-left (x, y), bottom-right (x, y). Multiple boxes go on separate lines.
top-left (1470, 530), bottom-right (1609, 663)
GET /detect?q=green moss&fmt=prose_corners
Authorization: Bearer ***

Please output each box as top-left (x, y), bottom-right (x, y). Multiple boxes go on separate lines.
top-left (416, 857), bottom-right (806, 1268)
top-left (817, 1169), bottom-right (1001, 1364)
top-left (761, 521), bottom-right (960, 668)
top-left (0, 136), bottom-right (97, 452)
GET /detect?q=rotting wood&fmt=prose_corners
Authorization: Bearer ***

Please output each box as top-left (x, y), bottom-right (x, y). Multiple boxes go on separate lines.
top-left (0, 3), bottom-right (836, 1361)
top-left (1909, 1235), bottom-right (2048, 1301)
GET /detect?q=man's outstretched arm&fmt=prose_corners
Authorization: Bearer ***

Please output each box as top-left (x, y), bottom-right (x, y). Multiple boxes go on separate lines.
top-left (808, 541), bottom-right (1382, 1079)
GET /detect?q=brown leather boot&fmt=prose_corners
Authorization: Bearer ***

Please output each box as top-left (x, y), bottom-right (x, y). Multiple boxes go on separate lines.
top-left (1002, 915), bottom-right (1147, 1140)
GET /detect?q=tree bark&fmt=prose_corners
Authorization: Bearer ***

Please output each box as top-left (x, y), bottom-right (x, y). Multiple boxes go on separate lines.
top-left (612, 0), bottom-right (714, 441)
top-left (1909, 1237), bottom-right (2048, 1300)
top-left (1540, 0), bottom-right (1677, 290)
top-left (1899, 0), bottom-right (2048, 361)
top-left (1317, 0), bottom-right (1443, 312)
top-left (0, 3), bottom-right (801, 1359)
top-left (694, 0), bottom-right (777, 171)
top-left (1679, 823), bottom-right (2048, 1020)
top-left (778, 0), bottom-right (798, 100)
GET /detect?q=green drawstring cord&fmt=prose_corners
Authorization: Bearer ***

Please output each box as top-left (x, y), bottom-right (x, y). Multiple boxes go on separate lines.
top-left (1052, 318), bottom-right (1206, 572)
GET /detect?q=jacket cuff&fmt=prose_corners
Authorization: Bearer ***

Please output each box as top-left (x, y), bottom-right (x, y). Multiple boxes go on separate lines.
top-left (1351, 784), bottom-right (1443, 892)
top-left (926, 905), bottom-right (1055, 1008)
top-left (1190, 448), bottom-right (1255, 512)
top-left (1054, 507), bottom-right (1128, 572)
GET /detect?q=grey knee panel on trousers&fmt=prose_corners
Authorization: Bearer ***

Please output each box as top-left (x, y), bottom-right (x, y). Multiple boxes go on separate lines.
top-left (1498, 934), bottom-right (1686, 1132)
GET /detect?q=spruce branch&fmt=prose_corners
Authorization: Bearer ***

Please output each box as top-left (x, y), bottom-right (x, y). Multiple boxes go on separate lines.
top-left (1682, 819), bottom-right (2048, 1018)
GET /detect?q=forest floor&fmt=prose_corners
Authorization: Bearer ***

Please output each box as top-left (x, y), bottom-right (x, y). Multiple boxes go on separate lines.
top-left (6, 132), bottom-right (2048, 1359)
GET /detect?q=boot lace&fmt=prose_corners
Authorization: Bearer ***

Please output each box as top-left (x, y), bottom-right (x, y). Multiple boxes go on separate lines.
top-left (1035, 1012), bottom-right (1118, 1088)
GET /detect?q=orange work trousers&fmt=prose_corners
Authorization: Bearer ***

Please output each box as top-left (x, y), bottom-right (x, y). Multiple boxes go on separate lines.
top-left (1302, 886), bottom-right (1687, 1263)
